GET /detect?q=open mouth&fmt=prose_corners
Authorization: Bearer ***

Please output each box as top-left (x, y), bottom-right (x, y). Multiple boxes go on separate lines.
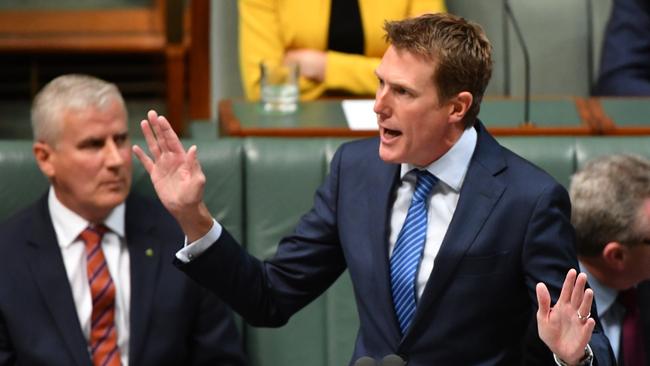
top-left (382, 127), bottom-right (402, 139)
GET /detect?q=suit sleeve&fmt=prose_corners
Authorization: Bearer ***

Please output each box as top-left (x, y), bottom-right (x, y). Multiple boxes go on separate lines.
top-left (0, 310), bottom-right (15, 366)
top-left (177, 145), bottom-right (347, 327)
top-left (521, 183), bottom-right (615, 365)
top-left (187, 287), bottom-right (247, 366)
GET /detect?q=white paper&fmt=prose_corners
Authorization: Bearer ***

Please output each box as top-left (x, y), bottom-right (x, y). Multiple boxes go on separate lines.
top-left (341, 99), bottom-right (378, 130)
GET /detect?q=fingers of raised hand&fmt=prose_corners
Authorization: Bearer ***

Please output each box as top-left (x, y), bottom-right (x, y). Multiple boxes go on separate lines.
top-left (571, 272), bottom-right (589, 308)
top-left (140, 119), bottom-right (161, 160)
top-left (558, 268), bottom-right (577, 303)
top-left (147, 110), bottom-right (184, 154)
top-left (577, 287), bottom-right (594, 324)
top-left (536, 282), bottom-right (552, 319)
top-left (132, 145), bottom-right (154, 174)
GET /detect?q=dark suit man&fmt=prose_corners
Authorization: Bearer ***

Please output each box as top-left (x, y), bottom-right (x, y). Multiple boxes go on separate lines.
top-left (594, 0), bottom-right (650, 95)
top-left (134, 13), bottom-right (615, 366)
top-left (571, 155), bottom-right (650, 366)
top-left (0, 74), bottom-right (247, 366)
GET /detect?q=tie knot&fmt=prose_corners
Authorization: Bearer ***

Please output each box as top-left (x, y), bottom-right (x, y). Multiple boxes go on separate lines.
top-left (79, 224), bottom-right (109, 247)
top-left (619, 287), bottom-right (639, 311)
top-left (412, 170), bottom-right (437, 202)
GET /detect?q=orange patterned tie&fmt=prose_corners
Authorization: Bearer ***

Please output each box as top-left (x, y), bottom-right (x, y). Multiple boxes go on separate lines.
top-left (80, 225), bottom-right (121, 366)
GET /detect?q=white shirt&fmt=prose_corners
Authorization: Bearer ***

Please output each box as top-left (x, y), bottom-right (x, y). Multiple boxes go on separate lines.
top-left (388, 128), bottom-right (476, 299)
top-left (49, 188), bottom-right (131, 366)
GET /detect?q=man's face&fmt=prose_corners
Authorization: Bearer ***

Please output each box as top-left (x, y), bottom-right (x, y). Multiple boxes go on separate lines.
top-left (374, 45), bottom-right (463, 167)
top-left (35, 100), bottom-right (132, 222)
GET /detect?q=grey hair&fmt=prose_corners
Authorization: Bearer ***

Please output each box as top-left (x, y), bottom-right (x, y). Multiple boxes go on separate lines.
top-left (570, 154), bottom-right (650, 257)
top-left (31, 74), bottom-right (126, 145)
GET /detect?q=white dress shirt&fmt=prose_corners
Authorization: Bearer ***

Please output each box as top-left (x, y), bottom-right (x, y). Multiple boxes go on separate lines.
top-left (388, 127), bottom-right (476, 299)
top-left (49, 188), bottom-right (131, 366)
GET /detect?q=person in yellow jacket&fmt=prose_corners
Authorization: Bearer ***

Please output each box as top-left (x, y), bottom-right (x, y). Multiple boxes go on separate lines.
top-left (239, 0), bottom-right (446, 100)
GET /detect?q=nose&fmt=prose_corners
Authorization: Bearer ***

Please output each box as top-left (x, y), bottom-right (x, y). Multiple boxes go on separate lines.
top-left (104, 139), bottom-right (125, 167)
top-left (373, 83), bottom-right (389, 118)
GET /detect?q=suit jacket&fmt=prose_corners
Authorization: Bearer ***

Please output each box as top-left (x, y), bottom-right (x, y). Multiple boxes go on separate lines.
top-left (178, 123), bottom-right (614, 365)
top-left (0, 193), bottom-right (247, 366)
top-left (632, 281), bottom-right (650, 365)
top-left (594, 0), bottom-right (650, 96)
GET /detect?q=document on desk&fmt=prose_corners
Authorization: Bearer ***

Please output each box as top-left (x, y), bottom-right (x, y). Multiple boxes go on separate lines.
top-left (342, 99), bottom-right (378, 130)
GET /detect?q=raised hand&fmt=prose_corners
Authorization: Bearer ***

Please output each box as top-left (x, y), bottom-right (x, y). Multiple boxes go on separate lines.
top-left (132, 110), bottom-right (213, 241)
top-left (536, 269), bottom-right (595, 365)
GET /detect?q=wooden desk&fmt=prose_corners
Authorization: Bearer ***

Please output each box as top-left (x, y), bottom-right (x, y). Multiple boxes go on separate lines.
top-left (589, 97), bottom-right (650, 135)
top-left (218, 97), bottom-right (599, 137)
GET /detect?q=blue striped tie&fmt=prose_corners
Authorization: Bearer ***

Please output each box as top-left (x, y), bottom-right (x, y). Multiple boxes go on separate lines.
top-left (390, 170), bottom-right (437, 335)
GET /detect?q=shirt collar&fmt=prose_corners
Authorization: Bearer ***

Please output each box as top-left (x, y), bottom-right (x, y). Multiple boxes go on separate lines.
top-left (579, 263), bottom-right (618, 317)
top-left (400, 127), bottom-right (477, 192)
top-left (48, 187), bottom-right (126, 248)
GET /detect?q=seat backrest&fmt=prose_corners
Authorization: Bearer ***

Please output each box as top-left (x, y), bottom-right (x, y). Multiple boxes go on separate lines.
top-left (242, 137), bottom-right (358, 366)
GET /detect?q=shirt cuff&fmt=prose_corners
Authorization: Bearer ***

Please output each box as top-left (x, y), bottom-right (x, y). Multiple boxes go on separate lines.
top-left (553, 344), bottom-right (594, 366)
top-left (175, 219), bottom-right (222, 263)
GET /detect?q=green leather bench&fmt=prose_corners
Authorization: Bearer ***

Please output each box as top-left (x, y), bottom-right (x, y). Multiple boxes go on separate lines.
top-left (2, 136), bottom-right (650, 366)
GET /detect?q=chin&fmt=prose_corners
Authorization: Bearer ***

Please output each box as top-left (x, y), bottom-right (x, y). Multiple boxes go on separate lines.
top-left (378, 145), bottom-right (403, 164)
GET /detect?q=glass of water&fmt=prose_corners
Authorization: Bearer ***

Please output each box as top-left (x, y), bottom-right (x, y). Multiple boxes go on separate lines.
top-left (260, 61), bottom-right (299, 113)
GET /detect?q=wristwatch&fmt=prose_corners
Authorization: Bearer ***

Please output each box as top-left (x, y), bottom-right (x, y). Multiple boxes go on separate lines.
top-left (553, 345), bottom-right (594, 366)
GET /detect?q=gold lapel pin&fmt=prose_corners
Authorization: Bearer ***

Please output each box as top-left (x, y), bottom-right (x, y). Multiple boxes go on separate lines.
top-left (145, 248), bottom-right (154, 257)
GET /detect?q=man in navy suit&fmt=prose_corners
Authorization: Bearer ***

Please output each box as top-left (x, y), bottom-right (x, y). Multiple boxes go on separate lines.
top-left (571, 154), bottom-right (650, 365)
top-left (134, 13), bottom-right (615, 365)
top-left (0, 74), bottom-right (247, 366)
top-left (594, 0), bottom-right (650, 95)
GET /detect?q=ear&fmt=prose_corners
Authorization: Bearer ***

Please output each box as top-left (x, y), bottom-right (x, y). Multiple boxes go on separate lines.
top-left (602, 241), bottom-right (628, 271)
top-left (447, 91), bottom-right (473, 125)
top-left (33, 141), bottom-right (55, 179)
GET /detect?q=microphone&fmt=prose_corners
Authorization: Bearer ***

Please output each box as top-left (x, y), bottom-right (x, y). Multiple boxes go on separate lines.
top-left (380, 354), bottom-right (407, 366)
top-left (353, 356), bottom-right (377, 366)
top-left (503, 0), bottom-right (532, 126)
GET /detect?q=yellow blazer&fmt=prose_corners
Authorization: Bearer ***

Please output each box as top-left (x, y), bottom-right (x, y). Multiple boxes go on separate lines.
top-left (239, 0), bottom-right (446, 100)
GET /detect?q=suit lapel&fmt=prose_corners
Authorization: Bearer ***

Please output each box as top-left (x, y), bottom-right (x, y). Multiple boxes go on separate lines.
top-left (125, 196), bottom-right (161, 364)
top-left (366, 160), bottom-right (402, 337)
top-left (27, 196), bottom-right (91, 366)
top-left (403, 124), bottom-right (507, 344)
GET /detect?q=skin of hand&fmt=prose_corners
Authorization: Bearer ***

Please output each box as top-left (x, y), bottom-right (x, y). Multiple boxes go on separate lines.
top-left (536, 269), bottom-right (596, 365)
top-left (132, 110), bottom-right (213, 242)
top-left (284, 49), bottom-right (326, 82)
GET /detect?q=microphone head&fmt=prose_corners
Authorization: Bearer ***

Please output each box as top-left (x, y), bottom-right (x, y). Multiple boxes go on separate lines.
top-left (380, 354), bottom-right (407, 366)
top-left (353, 356), bottom-right (377, 366)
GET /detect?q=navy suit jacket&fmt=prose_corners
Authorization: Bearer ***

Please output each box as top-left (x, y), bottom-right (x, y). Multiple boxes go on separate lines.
top-left (594, 0), bottom-right (650, 96)
top-left (179, 123), bottom-right (614, 365)
top-left (0, 193), bottom-right (246, 366)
